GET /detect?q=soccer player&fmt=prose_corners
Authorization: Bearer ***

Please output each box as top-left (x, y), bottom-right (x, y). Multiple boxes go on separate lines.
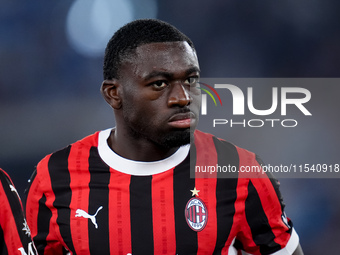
top-left (25, 19), bottom-right (303, 254)
top-left (0, 168), bottom-right (37, 254)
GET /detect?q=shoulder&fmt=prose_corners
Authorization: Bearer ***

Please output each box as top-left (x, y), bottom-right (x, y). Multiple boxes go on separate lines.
top-left (0, 167), bottom-right (11, 181)
top-left (194, 129), bottom-right (257, 161)
top-left (55, 130), bottom-right (101, 155)
top-left (0, 168), bottom-right (23, 214)
top-left (33, 130), bottom-right (102, 180)
top-left (40, 131), bottom-right (101, 163)
top-left (194, 129), bottom-right (237, 149)
top-left (0, 168), bottom-right (15, 190)
top-left (193, 130), bottom-right (274, 182)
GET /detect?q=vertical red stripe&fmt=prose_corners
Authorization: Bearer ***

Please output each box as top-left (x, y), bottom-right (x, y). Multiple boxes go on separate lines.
top-left (152, 169), bottom-right (176, 255)
top-left (0, 181), bottom-right (23, 252)
top-left (108, 170), bottom-right (132, 255)
top-left (187, 206), bottom-right (191, 223)
top-left (222, 147), bottom-right (260, 255)
top-left (26, 156), bottom-right (50, 239)
top-left (194, 132), bottom-right (218, 255)
top-left (223, 177), bottom-right (257, 255)
top-left (37, 155), bottom-right (70, 253)
top-left (237, 146), bottom-right (290, 249)
top-left (69, 143), bottom-right (91, 253)
top-left (195, 177), bottom-right (217, 254)
top-left (221, 147), bottom-right (258, 254)
top-left (251, 174), bottom-right (290, 247)
top-left (38, 157), bottom-right (57, 250)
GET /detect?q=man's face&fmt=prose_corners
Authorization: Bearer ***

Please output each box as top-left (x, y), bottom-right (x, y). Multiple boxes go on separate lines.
top-left (117, 41), bottom-right (201, 148)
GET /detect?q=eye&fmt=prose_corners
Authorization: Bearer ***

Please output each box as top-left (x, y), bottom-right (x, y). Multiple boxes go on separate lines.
top-left (184, 76), bottom-right (200, 87)
top-left (151, 80), bottom-right (168, 89)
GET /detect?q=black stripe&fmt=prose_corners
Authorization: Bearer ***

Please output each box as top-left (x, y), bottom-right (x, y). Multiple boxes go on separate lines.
top-left (233, 239), bottom-right (244, 251)
top-left (190, 206), bottom-right (194, 222)
top-left (36, 194), bottom-right (51, 254)
top-left (49, 146), bottom-right (75, 253)
top-left (0, 171), bottom-right (25, 240)
top-left (174, 151), bottom-right (197, 254)
top-left (255, 155), bottom-right (293, 234)
top-left (88, 147), bottom-right (110, 254)
top-left (212, 137), bottom-right (239, 254)
top-left (0, 225), bottom-right (9, 255)
top-left (256, 155), bottom-right (286, 213)
top-left (130, 175), bottom-right (154, 255)
top-left (245, 180), bottom-right (281, 254)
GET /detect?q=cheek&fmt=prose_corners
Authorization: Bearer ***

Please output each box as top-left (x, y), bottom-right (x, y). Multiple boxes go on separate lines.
top-left (121, 85), bottom-right (168, 122)
top-left (121, 93), bottom-right (142, 120)
top-left (190, 89), bottom-right (202, 107)
top-left (123, 96), bottom-right (162, 124)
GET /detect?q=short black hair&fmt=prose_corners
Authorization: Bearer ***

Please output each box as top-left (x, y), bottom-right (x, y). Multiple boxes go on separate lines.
top-left (103, 19), bottom-right (195, 80)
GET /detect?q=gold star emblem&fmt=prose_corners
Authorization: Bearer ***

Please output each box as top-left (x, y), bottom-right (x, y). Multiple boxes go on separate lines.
top-left (190, 187), bottom-right (200, 196)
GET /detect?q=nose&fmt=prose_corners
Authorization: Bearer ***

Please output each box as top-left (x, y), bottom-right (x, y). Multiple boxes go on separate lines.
top-left (167, 82), bottom-right (192, 107)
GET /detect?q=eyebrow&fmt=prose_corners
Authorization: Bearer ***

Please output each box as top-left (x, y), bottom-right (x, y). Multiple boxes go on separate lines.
top-left (143, 67), bottom-right (200, 81)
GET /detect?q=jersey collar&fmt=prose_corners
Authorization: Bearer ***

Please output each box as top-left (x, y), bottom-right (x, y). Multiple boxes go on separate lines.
top-left (98, 128), bottom-right (190, 176)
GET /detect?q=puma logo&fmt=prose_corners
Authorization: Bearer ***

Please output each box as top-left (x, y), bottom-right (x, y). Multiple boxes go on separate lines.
top-left (75, 206), bottom-right (103, 229)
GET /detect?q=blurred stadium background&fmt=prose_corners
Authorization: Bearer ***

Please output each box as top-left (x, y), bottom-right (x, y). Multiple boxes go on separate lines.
top-left (1, 1), bottom-right (340, 253)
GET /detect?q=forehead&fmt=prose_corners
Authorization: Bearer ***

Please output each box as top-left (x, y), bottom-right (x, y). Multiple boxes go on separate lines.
top-left (121, 41), bottom-right (199, 78)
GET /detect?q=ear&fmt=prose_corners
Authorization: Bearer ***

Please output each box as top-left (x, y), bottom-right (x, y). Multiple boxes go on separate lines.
top-left (100, 79), bottom-right (122, 109)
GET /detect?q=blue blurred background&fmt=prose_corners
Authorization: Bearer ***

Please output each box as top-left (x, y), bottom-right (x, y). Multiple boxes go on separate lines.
top-left (1, 1), bottom-right (340, 253)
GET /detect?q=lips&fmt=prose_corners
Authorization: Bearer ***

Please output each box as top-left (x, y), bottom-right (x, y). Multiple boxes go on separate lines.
top-left (168, 112), bottom-right (196, 129)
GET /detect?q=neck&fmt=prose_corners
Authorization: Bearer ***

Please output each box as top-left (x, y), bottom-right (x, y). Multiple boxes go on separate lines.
top-left (107, 128), bottom-right (180, 162)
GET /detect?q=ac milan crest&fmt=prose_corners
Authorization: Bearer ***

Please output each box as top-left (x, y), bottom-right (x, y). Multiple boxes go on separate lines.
top-left (185, 197), bottom-right (208, 231)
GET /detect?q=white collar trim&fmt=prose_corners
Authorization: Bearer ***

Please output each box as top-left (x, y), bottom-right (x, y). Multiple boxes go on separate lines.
top-left (97, 128), bottom-right (190, 176)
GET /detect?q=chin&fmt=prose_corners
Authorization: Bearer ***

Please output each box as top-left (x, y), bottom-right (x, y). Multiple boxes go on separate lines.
top-left (159, 128), bottom-right (193, 149)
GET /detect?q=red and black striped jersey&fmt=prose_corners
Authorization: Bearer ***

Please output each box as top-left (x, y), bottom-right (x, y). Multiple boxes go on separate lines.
top-left (25, 129), bottom-right (299, 255)
top-left (0, 168), bottom-right (37, 255)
